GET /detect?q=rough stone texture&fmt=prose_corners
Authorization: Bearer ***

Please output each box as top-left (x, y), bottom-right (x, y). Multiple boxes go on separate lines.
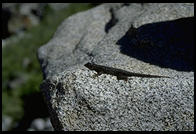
top-left (37, 3), bottom-right (194, 131)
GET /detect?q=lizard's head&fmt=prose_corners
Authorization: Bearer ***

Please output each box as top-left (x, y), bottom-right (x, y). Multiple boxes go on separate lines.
top-left (84, 62), bottom-right (94, 70)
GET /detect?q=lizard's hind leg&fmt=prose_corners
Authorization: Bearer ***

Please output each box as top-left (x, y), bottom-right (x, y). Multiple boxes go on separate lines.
top-left (92, 71), bottom-right (103, 78)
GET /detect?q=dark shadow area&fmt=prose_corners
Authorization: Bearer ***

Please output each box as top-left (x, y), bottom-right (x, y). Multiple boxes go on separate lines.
top-left (2, 8), bottom-right (12, 39)
top-left (12, 92), bottom-right (50, 131)
top-left (117, 17), bottom-right (194, 71)
top-left (105, 8), bottom-right (118, 33)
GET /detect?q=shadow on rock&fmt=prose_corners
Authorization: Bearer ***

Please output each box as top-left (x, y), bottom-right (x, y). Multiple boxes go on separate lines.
top-left (117, 17), bottom-right (194, 71)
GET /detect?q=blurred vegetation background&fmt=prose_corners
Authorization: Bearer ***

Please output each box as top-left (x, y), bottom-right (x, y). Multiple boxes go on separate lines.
top-left (2, 3), bottom-right (99, 131)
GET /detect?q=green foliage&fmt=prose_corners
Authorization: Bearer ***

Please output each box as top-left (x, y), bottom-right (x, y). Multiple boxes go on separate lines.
top-left (2, 3), bottom-right (96, 126)
top-left (2, 92), bottom-right (24, 121)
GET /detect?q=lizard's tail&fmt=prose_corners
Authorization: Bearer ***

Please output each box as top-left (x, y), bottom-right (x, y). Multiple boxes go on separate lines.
top-left (130, 73), bottom-right (170, 78)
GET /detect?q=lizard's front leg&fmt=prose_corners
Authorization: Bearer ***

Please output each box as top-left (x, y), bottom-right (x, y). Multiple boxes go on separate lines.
top-left (92, 71), bottom-right (103, 78)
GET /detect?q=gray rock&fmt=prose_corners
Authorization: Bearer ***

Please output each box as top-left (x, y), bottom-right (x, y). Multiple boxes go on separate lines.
top-left (44, 118), bottom-right (54, 131)
top-left (29, 118), bottom-right (53, 131)
top-left (2, 115), bottom-right (13, 131)
top-left (30, 118), bottom-right (45, 130)
top-left (38, 3), bottom-right (194, 131)
top-left (38, 4), bottom-right (111, 79)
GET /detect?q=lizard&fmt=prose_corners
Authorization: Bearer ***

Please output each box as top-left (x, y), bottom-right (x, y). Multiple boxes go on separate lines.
top-left (84, 62), bottom-right (170, 81)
